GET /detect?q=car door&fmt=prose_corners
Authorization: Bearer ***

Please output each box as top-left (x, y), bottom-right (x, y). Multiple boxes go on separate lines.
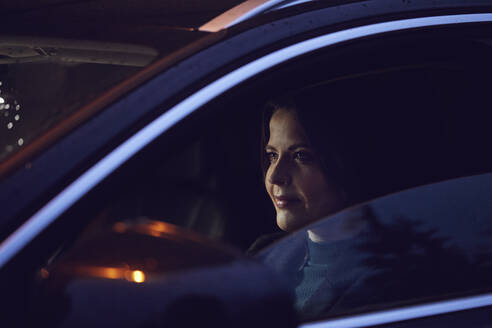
top-left (2, 1), bottom-right (492, 327)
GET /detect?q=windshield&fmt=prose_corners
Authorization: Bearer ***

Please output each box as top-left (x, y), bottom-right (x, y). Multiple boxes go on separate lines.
top-left (0, 7), bottom-right (209, 165)
top-left (0, 45), bottom-right (152, 162)
top-left (258, 173), bottom-right (492, 321)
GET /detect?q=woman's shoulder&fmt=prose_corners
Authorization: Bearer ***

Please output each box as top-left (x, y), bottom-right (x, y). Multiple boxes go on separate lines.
top-left (246, 231), bottom-right (287, 256)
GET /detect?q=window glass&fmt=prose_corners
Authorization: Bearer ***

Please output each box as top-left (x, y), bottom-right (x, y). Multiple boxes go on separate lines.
top-left (250, 26), bottom-right (492, 320)
top-left (60, 104), bottom-right (272, 250)
top-left (33, 54), bottom-right (492, 318)
top-left (30, 25), bottom-right (492, 253)
top-left (258, 173), bottom-right (492, 320)
top-left (9, 24), bottom-right (492, 323)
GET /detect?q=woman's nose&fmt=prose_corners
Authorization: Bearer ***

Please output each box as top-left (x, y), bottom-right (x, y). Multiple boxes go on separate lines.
top-left (268, 158), bottom-right (291, 186)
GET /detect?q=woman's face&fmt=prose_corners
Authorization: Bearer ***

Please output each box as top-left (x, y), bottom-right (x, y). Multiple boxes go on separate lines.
top-left (265, 108), bottom-right (345, 232)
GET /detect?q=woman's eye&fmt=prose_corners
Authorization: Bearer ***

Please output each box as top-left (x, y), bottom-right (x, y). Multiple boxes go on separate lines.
top-left (294, 151), bottom-right (313, 163)
top-left (266, 151), bottom-right (278, 163)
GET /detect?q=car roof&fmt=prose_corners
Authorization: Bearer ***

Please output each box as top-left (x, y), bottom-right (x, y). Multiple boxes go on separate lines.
top-left (1, 0), bottom-right (245, 29)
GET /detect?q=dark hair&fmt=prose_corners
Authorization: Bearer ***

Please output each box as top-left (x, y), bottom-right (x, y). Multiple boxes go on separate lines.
top-left (260, 91), bottom-right (362, 205)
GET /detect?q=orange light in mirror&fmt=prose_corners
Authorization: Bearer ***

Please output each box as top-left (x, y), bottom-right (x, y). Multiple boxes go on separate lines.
top-left (147, 221), bottom-right (178, 234)
top-left (66, 265), bottom-right (147, 283)
top-left (103, 267), bottom-right (121, 279)
top-left (131, 270), bottom-right (145, 283)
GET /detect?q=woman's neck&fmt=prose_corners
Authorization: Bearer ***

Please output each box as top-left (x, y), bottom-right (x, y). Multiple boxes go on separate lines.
top-left (307, 206), bottom-right (369, 243)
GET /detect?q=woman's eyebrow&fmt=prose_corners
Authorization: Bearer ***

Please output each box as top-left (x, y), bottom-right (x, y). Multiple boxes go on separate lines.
top-left (265, 145), bottom-right (276, 151)
top-left (288, 143), bottom-right (310, 151)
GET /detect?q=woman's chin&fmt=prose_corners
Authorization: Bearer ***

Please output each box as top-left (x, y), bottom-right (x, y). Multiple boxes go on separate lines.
top-left (276, 210), bottom-right (308, 232)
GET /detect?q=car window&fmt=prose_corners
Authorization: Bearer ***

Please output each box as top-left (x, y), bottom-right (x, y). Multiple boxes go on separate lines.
top-left (50, 104), bottom-right (272, 250)
top-left (4, 22), bottom-right (492, 325)
top-left (258, 173), bottom-right (492, 321)
top-left (249, 26), bottom-right (492, 320)
top-left (18, 23), bottom-right (492, 252)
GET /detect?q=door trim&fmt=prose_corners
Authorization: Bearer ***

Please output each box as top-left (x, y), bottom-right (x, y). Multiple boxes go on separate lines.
top-left (300, 292), bottom-right (492, 328)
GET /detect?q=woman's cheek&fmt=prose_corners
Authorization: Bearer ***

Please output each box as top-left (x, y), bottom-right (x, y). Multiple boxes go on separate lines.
top-left (265, 177), bottom-right (275, 205)
top-left (300, 169), bottom-right (334, 212)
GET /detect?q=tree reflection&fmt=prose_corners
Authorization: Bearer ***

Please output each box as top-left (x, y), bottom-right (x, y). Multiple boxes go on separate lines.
top-left (348, 214), bottom-right (492, 312)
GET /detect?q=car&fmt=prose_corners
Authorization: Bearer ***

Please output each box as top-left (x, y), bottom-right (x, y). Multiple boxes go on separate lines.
top-left (1, 0), bottom-right (492, 327)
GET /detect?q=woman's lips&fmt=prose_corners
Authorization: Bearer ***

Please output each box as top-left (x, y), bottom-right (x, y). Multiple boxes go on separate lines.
top-left (274, 196), bottom-right (300, 208)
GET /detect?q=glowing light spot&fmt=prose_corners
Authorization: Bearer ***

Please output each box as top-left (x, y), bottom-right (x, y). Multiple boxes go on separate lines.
top-left (148, 221), bottom-right (177, 234)
top-left (0, 97), bottom-right (4, 104)
top-left (149, 230), bottom-right (160, 237)
top-left (15, 104), bottom-right (20, 110)
top-left (18, 138), bottom-right (24, 146)
top-left (7, 122), bottom-right (13, 129)
top-left (0, 81), bottom-right (2, 86)
top-left (40, 268), bottom-right (49, 279)
top-left (14, 114), bottom-right (19, 121)
top-left (113, 222), bottom-right (127, 233)
top-left (5, 104), bottom-right (9, 109)
top-left (132, 270), bottom-right (145, 283)
top-left (103, 268), bottom-right (120, 279)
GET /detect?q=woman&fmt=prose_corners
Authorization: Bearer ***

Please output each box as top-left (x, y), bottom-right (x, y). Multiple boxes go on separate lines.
top-left (264, 100), bottom-right (348, 233)
top-left (252, 93), bottom-right (375, 319)
top-left (249, 93), bottom-right (362, 253)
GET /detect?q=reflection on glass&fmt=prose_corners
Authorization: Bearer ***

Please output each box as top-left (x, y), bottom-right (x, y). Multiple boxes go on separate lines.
top-left (113, 219), bottom-right (179, 239)
top-left (146, 220), bottom-right (179, 234)
top-left (259, 174), bottom-right (492, 320)
top-left (131, 270), bottom-right (145, 283)
top-left (61, 265), bottom-right (147, 283)
top-left (103, 267), bottom-right (121, 280)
